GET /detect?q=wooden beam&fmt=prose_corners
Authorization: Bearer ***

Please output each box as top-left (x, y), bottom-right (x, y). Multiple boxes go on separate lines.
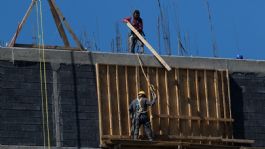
top-left (47, 0), bottom-right (70, 47)
top-left (155, 68), bottom-right (162, 135)
top-left (125, 66), bottom-right (131, 135)
top-left (104, 136), bottom-right (254, 144)
top-left (95, 64), bottom-right (103, 145)
top-left (157, 114), bottom-right (233, 122)
top-left (167, 68), bottom-right (178, 135)
top-left (9, 0), bottom-right (36, 47)
top-left (107, 65), bottom-right (113, 135)
top-left (149, 67), bottom-right (160, 135)
top-left (175, 69), bottom-right (180, 136)
top-left (117, 66), bottom-right (129, 136)
top-left (126, 22), bottom-right (171, 71)
top-left (48, 0), bottom-right (84, 50)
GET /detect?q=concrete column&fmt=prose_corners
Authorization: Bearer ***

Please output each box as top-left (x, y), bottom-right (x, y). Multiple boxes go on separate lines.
top-left (51, 63), bottom-right (62, 147)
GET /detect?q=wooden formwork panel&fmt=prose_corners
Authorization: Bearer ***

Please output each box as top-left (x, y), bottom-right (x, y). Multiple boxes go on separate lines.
top-left (96, 64), bottom-right (233, 145)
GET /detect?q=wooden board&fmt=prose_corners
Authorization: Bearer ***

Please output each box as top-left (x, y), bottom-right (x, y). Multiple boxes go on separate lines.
top-left (118, 66), bottom-right (129, 136)
top-left (96, 64), bottom-right (110, 139)
top-left (148, 67), bottom-right (160, 136)
top-left (95, 64), bottom-right (234, 145)
top-left (125, 22), bottom-right (171, 71)
top-left (167, 69), bottom-right (179, 136)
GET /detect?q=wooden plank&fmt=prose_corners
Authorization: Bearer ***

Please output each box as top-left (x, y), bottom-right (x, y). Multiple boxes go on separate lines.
top-left (178, 69), bottom-right (190, 136)
top-left (157, 68), bottom-right (169, 136)
top-left (165, 70), bottom-right (170, 136)
top-left (49, 0), bottom-right (84, 50)
top-left (214, 70), bottom-right (221, 137)
top-left (224, 70), bottom-right (233, 138)
top-left (204, 70), bottom-right (210, 140)
top-left (197, 70), bottom-right (208, 137)
top-left (206, 70), bottom-right (218, 138)
top-left (157, 114), bottom-right (233, 122)
top-left (136, 66), bottom-right (144, 137)
top-left (195, 70), bottom-right (201, 137)
top-left (221, 71), bottom-right (229, 138)
top-left (186, 69), bottom-right (192, 137)
top-left (118, 66), bottom-right (130, 136)
top-left (189, 70), bottom-right (200, 136)
top-left (167, 68), bottom-right (179, 136)
top-left (125, 22), bottom-right (171, 71)
top-left (217, 71), bottom-right (225, 138)
top-left (175, 69), bottom-right (181, 136)
top-left (116, 66), bottom-right (122, 136)
top-left (9, 0), bottom-right (36, 47)
top-left (96, 64), bottom-right (110, 138)
top-left (105, 136), bottom-right (254, 144)
top-left (158, 115), bottom-right (200, 120)
top-left (48, 0), bottom-right (70, 47)
top-left (95, 64), bottom-right (103, 145)
top-left (107, 65), bottom-right (113, 135)
top-left (108, 65), bottom-right (121, 135)
top-left (127, 66), bottom-right (137, 105)
top-left (127, 66), bottom-right (137, 136)
top-left (149, 67), bottom-right (160, 136)
top-left (146, 68), bottom-right (152, 121)
top-left (155, 68), bottom-right (162, 135)
top-left (125, 66), bottom-right (131, 135)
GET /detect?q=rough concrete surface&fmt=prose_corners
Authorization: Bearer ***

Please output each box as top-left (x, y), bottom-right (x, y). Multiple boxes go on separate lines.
top-left (0, 47), bottom-right (265, 148)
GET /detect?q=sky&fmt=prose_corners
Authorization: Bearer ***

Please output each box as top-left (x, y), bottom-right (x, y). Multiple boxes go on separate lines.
top-left (1, 0), bottom-right (265, 60)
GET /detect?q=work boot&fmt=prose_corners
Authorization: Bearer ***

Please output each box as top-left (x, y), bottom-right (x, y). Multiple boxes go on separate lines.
top-left (133, 134), bottom-right (138, 140)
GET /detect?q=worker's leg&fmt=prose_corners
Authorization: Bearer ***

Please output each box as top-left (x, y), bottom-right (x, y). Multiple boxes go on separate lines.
top-left (130, 118), bottom-right (135, 138)
top-left (133, 118), bottom-right (140, 140)
top-left (138, 40), bottom-right (144, 54)
top-left (143, 116), bottom-right (153, 141)
top-left (129, 35), bottom-right (137, 53)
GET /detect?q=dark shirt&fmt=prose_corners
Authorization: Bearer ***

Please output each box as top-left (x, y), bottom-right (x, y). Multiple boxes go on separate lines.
top-left (131, 17), bottom-right (143, 33)
top-left (129, 96), bottom-right (156, 116)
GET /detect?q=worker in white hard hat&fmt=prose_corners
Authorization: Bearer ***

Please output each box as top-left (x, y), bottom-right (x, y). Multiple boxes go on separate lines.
top-left (129, 88), bottom-right (156, 141)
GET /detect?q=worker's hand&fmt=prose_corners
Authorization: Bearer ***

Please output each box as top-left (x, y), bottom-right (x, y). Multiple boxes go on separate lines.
top-left (151, 91), bottom-right (157, 99)
top-left (149, 84), bottom-right (155, 92)
top-left (123, 17), bottom-right (131, 23)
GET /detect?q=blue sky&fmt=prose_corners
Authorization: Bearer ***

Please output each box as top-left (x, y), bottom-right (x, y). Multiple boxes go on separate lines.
top-left (1, 0), bottom-right (265, 60)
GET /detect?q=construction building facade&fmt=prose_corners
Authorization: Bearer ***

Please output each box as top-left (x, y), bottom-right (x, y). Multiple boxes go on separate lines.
top-left (0, 47), bottom-right (264, 148)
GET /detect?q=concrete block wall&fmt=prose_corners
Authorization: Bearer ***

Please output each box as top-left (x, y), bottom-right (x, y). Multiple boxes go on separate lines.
top-left (0, 61), bottom-right (55, 146)
top-left (1, 47), bottom-right (265, 148)
top-left (230, 72), bottom-right (265, 147)
top-left (0, 60), bottom-right (99, 148)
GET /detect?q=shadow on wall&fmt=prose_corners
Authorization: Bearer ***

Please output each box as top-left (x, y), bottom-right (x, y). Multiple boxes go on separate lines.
top-left (230, 77), bottom-right (245, 140)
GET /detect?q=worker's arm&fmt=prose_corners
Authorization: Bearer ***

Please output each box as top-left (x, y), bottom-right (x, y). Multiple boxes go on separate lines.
top-left (146, 91), bottom-right (156, 106)
top-left (123, 16), bottom-right (131, 23)
top-left (129, 100), bottom-right (134, 118)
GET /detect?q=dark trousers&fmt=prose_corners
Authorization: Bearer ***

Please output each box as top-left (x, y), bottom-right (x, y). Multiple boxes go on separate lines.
top-left (129, 34), bottom-right (144, 53)
top-left (132, 113), bottom-right (153, 140)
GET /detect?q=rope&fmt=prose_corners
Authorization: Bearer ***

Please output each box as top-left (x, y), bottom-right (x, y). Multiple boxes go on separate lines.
top-left (136, 53), bottom-right (149, 83)
top-left (136, 53), bottom-right (156, 93)
top-left (35, 1), bottom-right (46, 148)
top-left (36, 0), bottom-right (51, 148)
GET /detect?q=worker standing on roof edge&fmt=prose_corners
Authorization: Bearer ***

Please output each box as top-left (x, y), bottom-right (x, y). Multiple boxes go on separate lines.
top-left (129, 89), bottom-right (156, 141)
top-left (123, 10), bottom-right (145, 53)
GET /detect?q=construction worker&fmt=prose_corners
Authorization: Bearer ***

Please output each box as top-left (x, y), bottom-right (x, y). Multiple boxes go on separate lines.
top-left (123, 10), bottom-right (144, 53)
top-left (129, 89), bottom-right (156, 141)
